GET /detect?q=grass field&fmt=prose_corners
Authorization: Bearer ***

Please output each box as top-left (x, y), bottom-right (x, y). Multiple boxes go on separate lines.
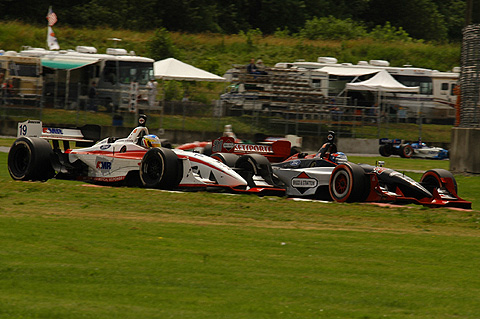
top-left (1, 149), bottom-right (480, 318)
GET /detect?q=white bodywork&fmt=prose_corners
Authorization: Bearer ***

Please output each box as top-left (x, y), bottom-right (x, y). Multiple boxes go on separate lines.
top-left (273, 166), bottom-right (335, 197)
top-left (18, 119), bottom-right (249, 188)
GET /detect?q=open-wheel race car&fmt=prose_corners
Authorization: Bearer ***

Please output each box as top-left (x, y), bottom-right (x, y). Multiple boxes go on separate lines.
top-left (8, 119), bottom-right (470, 209)
top-left (175, 124), bottom-right (301, 162)
top-left (379, 138), bottom-right (449, 159)
top-left (7, 116), bottom-right (285, 196)
top-left (211, 131), bottom-right (471, 209)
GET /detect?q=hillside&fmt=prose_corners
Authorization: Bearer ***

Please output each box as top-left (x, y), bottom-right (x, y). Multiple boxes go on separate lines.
top-left (0, 21), bottom-right (462, 76)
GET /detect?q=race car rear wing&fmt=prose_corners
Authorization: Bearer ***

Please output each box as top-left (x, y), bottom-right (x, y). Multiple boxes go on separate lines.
top-left (212, 136), bottom-right (291, 163)
top-left (17, 120), bottom-right (101, 147)
top-left (379, 138), bottom-right (403, 145)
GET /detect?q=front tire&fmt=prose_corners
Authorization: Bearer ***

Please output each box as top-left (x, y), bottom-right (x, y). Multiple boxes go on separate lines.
top-left (140, 147), bottom-right (180, 189)
top-left (8, 137), bottom-right (54, 181)
top-left (211, 152), bottom-right (239, 167)
top-left (235, 154), bottom-right (274, 187)
top-left (420, 169), bottom-right (458, 195)
top-left (329, 163), bottom-right (369, 202)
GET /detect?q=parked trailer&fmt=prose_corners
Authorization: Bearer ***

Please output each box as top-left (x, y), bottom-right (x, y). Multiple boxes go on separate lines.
top-left (0, 52), bottom-right (43, 106)
top-left (19, 46), bottom-right (154, 111)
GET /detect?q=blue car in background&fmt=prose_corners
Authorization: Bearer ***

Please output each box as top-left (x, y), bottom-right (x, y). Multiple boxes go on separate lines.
top-left (379, 138), bottom-right (449, 159)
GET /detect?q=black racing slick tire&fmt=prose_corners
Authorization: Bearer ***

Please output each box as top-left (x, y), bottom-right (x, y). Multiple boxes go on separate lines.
top-left (399, 145), bottom-right (414, 158)
top-left (329, 163), bottom-right (369, 203)
top-left (235, 154), bottom-right (275, 187)
top-left (140, 147), bottom-right (181, 189)
top-left (379, 145), bottom-right (392, 157)
top-left (211, 152), bottom-right (239, 167)
top-left (8, 137), bottom-right (55, 181)
top-left (420, 169), bottom-right (458, 195)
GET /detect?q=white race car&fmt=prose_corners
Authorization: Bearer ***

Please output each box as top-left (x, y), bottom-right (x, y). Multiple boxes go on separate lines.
top-left (7, 115), bottom-right (284, 195)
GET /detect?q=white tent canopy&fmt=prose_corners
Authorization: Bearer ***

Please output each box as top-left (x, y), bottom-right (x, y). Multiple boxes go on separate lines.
top-left (154, 57), bottom-right (226, 82)
top-left (346, 69), bottom-right (419, 93)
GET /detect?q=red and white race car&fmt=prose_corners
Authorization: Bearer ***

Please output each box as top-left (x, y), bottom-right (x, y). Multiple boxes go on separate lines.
top-left (7, 116), bottom-right (284, 195)
top-left (175, 125), bottom-right (301, 163)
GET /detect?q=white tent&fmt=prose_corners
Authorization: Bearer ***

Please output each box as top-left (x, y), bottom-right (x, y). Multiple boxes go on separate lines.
top-left (154, 58), bottom-right (226, 82)
top-left (346, 69), bottom-right (419, 93)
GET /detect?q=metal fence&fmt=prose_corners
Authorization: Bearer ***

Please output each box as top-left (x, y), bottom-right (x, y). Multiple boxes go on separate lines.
top-left (1, 82), bottom-right (425, 140)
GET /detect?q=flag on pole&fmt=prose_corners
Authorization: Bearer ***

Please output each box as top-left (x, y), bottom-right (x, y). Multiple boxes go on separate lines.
top-left (46, 6), bottom-right (57, 26)
top-left (46, 7), bottom-right (59, 50)
top-left (47, 26), bottom-right (60, 50)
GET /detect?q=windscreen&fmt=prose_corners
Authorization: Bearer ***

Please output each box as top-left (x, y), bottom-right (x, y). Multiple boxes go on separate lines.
top-left (103, 61), bottom-right (153, 85)
top-left (392, 75), bottom-right (432, 95)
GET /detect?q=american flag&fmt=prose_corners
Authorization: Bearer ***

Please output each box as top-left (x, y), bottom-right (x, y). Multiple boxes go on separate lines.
top-left (46, 7), bottom-right (57, 26)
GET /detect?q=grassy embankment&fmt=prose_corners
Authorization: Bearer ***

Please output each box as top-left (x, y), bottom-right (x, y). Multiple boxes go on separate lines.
top-left (1, 149), bottom-right (480, 318)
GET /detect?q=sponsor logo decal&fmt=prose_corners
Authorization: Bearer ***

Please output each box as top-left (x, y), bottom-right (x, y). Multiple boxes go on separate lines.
top-left (100, 144), bottom-right (111, 150)
top-left (96, 161), bottom-right (112, 170)
top-left (234, 144), bottom-right (273, 153)
top-left (212, 137), bottom-right (235, 152)
top-left (223, 141), bottom-right (235, 151)
top-left (43, 127), bottom-right (63, 134)
top-left (291, 172), bottom-right (318, 194)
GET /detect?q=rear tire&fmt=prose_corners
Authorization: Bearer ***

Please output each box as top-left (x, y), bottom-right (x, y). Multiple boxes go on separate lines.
top-left (8, 137), bottom-right (54, 181)
top-left (400, 145), bottom-right (414, 158)
top-left (140, 147), bottom-right (180, 189)
top-left (379, 145), bottom-right (392, 157)
top-left (329, 163), bottom-right (369, 202)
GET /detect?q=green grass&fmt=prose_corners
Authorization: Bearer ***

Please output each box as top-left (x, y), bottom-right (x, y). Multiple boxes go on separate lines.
top-left (1, 150), bottom-right (480, 318)
top-left (0, 21), bottom-right (461, 74)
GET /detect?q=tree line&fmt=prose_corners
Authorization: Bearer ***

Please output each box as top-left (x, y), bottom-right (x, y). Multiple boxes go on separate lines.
top-left (2, 0), bottom-right (479, 41)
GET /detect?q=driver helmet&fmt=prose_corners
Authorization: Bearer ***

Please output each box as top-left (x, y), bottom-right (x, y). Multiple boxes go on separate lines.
top-left (330, 152), bottom-right (348, 164)
top-left (141, 134), bottom-right (162, 148)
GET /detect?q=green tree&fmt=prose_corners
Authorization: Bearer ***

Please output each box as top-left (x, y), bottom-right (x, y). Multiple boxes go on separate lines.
top-left (146, 28), bottom-right (179, 61)
top-left (435, 0), bottom-right (466, 40)
top-left (368, 22), bottom-right (412, 42)
top-left (300, 16), bottom-right (367, 40)
top-left (364, 0), bottom-right (448, 41)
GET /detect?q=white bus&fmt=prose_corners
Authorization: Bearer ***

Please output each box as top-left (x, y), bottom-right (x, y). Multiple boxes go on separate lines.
top-left (19, 46), bottom-right (154, 111)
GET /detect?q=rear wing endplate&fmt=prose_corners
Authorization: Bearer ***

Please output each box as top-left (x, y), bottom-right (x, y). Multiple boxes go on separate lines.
top-left (17, 120), bottom-right (101, 145)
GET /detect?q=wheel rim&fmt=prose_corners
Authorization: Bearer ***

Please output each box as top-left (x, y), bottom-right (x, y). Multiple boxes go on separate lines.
top-left (10, 143), bottom-right (31, 178)
top-left (142, 152), bottom-right (164, 185)
top-left (421, 174), bottom-right (440, 190)
top-left (404, 146), bottom-right (413, 157)
top-left (332, 170), bottom-right (350, 199)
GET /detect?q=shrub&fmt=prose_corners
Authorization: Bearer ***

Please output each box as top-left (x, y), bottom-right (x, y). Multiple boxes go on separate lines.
top-left (146, 28), bottom-right (179, 61)
top-left (299, 16), bottom-right (367, 40)
top-left (368, 22), bottom-right (412, 42)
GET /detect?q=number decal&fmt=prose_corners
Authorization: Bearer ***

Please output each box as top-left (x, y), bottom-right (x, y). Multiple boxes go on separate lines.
top-left (212, 139), bottom-right (223, 153)
top-left (19, 124), bottom-right (27, 136)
